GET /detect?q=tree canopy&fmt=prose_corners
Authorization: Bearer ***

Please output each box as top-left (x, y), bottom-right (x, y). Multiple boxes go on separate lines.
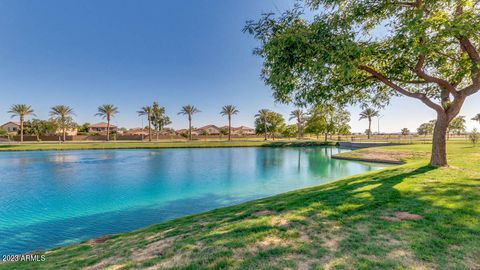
top-left (245, 0), bottom-right (480, 166)
top-left (417, 120), bottom-right (436, 135)
top-left (305, 104), bottom-right (350, 139)
top-left (245, 1), bottom-right (479, 108)
top-left (448, 116), bottom-right (466, 135)
top-left (254, 110), bottom-right (286, 139)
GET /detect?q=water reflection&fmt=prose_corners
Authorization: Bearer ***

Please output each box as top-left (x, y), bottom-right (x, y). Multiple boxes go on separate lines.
top-left (0, 147), bottom-right (388, 255)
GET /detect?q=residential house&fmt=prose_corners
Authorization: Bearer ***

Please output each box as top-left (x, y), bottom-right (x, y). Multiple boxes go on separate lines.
top-left (126, 128), bottom-right (149, 136)
top-left (176, 129), bottom-right (199, 136)
top-left (1, 122), bottom-right (20, 135)
top-left (196, 125), bottom-right (221, 135)
top-left (56, 127), bottom-right (78, 136)
top-left (88, 122), bottom-right (118, 134)
top-left (232, 126), bottom-right (256, 135)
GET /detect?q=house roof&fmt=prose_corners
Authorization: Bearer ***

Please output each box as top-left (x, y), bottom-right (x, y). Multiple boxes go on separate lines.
top-left (89, 122), bottom-right (117, 128)
top-left (237, 126), bottom-right (254, 130)
top-left (1, 121), bottom-right (21, 127)
top-left (197, 125), bottom-right (220, 130)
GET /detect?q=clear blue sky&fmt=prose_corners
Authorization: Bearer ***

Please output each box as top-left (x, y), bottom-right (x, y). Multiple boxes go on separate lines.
top-left (0, 0), bottom-right (479, 133)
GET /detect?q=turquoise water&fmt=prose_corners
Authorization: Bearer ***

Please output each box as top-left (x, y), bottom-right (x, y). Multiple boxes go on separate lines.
top-left (0, 147), bottom-right (386, 255)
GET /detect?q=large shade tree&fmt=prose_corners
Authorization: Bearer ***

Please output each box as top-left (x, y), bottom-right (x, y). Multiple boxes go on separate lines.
top-left (50, 105), bottom-right (75, 142)
top-left (178, 105), bottom-right (200, 140)
top-left (448, 116), bottom-right (466, 136)
top-left (220, 105), bottom-right (239, 141)
top-left (95, 104), bottom-right (119, 141)
top-left (245, 0), bottom-right (480, 166)
top-left (305, 104), bottom-right (350, 140)
top-left (359, 108), bottom-right (380, 139)
top-left (8, 104), bottom-right (35, 142)
top-left (417, 120), bottom-right (436, 137)
top-left (24, 119), bottom-right (57, 141)
top-left (254, 110), bottom-right (285, 140)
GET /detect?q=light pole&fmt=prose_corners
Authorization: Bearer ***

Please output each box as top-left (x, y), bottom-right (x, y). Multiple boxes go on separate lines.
top-left (377, 115), bottom-right (384, 135)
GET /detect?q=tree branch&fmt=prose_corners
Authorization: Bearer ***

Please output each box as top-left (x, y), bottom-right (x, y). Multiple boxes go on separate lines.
top-left (359, 65), bottom-right (444, 113)
top-left (414, 54), bottom-right (459, 97)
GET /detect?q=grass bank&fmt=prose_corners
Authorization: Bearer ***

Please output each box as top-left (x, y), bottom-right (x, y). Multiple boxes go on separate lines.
top-left (2, 142), bottom-right (479, 269)
top-left (0, 140), bottom-right (334, 152)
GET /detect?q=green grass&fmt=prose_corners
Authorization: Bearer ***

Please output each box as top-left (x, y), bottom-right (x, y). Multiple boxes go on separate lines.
top-left (0, 140), bottom-right (334, 152)
top-left (2, 142), bottom-right (479, 269)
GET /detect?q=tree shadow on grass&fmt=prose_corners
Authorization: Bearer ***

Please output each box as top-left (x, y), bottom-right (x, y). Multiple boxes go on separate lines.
top-left (177, 165), bottom-right (479, 269)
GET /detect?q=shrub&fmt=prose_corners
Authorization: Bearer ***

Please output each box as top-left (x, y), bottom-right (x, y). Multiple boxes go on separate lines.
top-left (469, 129), bottom-right (479, 145)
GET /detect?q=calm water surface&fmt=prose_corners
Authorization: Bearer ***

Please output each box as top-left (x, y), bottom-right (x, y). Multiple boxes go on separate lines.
top-left (0, 147), bottom-right (387, 254)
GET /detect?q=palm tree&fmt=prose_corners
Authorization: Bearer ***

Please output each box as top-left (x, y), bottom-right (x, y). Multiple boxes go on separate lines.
top-left (95, 104), bottom-right (119, 141)
top-left (472, 114), bottom-right (480, 126)
top-left (8, 104), bottom-right (36, 142)
top-left (220, 105), bottom-right (239, 141)
top-left (178, 105), bottom-right (201, 140)
top-left (289, 109), bottom-right (305, 139)
top-left (137, 106), bottom-right (153, 142)
top-left (359, 108), bottom-right (379, 139)
top-left (255, 109), bottom-right (270, 140)
top-left (50, 105), bottom-right (75, 142)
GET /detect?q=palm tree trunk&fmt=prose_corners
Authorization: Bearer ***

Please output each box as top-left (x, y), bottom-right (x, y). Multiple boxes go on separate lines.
top-left (63, 127), bottom-right (66, 142)
top-left (297, 121), bottom-right (302, 139)
top-left (228, 116), bottom-right (231, 141)
top-left (20, 117), bottom-right (24, 142)
top-left (107, 118), bottom-right (110, 141)
top-left (264, 119), bottom-right (267, 140)
top-left (148, 120), bottom-right (152, 142)
top-left (189, 116), bottom-right (192, 141)
top-left (368, 118), bottom-right (372, 139)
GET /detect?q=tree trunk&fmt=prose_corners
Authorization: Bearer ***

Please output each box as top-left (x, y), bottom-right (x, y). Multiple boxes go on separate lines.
top-left (324, 133), bottom-right (328, 141)
top-left (228, 116), bottom-right (231, 141)
top-left (297, 122), bottom-right (302, 139)
top-left (63, 127), bottom-right (66, 142)
top-left (20, 118), bottom-right (24, 142)
top-left (264, 120), bottom-right (267, 140)
top-left (148, 121), bottom-right (152, 142)
top-left (107, 119), bottom-right (110, 141)
top-left (430, 113), bottom-right (449, 167)
top-left (189, 116), bottom-right (192, 141)
top-left (368, 118), bottom-right (371, 139)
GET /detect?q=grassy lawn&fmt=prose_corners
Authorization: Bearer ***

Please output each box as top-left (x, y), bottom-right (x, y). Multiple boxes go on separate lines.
top-left (0, 140), bottom-right (333, 152)
top-left (1, 142), bottom-right (479, 269)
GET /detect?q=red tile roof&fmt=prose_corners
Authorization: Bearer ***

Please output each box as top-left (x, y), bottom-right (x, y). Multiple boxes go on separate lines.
top-left (89, 122), bottom-right (117, 128)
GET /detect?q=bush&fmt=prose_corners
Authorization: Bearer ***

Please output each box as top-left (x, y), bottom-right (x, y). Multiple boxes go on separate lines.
top-left (469, 129), bottom-right (479, 145)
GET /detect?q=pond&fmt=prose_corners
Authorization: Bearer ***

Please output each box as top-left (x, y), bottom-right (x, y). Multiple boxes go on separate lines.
top-left (0, 147), bottom-right (388, 255)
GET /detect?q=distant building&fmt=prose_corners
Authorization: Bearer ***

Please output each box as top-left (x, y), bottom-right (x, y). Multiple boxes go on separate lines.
top-left (1, 122), bottom-right (21, 135)
top-left (176, 129), bottom-right (199, 136)
top-left (196, 125), bottom-right (221, 135)
top-left (56, 128), bottom-right (78, 136)
top-left (88, 122), bottom-right (118, 134)
top-left (126, 128), bottom-right (149, 136)
top-left (232, 126), bottom-right (255, 135)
